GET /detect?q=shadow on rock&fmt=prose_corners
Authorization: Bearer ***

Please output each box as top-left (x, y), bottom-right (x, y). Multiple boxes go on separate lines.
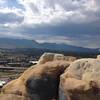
top-left (26, 74), bottom-right (59, 100)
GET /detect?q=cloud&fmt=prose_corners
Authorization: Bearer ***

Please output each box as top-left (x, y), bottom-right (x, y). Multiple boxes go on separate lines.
top-left (0, 6), bottom-right (24, 26)
top-left (0, 0), bottom-right (100, 25)
top-left (0, 0), bottom-right (99, 26)
top-left (0, 0), bottom-right (100, 48)
top-left (0, 12), bottom-right (23, 24)
top-left (18, 0), bottom-right (100, 25)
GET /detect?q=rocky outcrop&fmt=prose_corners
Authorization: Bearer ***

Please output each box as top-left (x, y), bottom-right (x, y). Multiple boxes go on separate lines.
top-left (3, 53), bottom-right (100, 100)
top-left (4, 52), bottom-right (98, 100)
top-left (59, 58), bottom-right (100, 100)
top-left (0, 60), bottom-right (70, 100)
top-left (38, 53), bottom-right (76, 64)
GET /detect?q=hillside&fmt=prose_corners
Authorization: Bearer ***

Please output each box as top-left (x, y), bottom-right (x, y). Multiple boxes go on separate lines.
top-left (0, 38), bottom-right (99, 53)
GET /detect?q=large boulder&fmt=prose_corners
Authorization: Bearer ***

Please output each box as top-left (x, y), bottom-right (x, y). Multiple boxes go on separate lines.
top-left (59, 58), bottom-right (100, 100)
top-left (1, 61), bottom-right (70, 100)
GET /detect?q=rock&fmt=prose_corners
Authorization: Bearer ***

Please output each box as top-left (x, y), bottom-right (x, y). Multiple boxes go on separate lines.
top-left (53, 54), bottom-right (65, 61)
top-left (65, 56), bottom-right (77, 62)
top-left (97, 55), bottom-right (100, 60)
top-left (38, 53), bottom-right (55, 64)
top-left (38, 53), bottom-right (76, 64)
top-left (0, 94), bottom-right (30, 100)
top-left (1, 60), bottom-right (70, 100)
top-left (59, 58), bottom-right (100, 100)
top-left (1, 78), bottom-right (28, 97)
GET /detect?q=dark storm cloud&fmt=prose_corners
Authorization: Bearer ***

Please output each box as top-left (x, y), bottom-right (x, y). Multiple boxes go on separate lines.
top-left (15, 21), bottom-right (99, 37)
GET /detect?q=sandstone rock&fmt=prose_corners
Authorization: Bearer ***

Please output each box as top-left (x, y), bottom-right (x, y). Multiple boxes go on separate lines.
top-left (1, 61), bottom-right (70, 100)
top-left (97, 55), bottom-right (100, 60)
top-left (59, 58), bottom-right (100, 100)
top-left (0, 94), bottom-right (30, 100)
top-left (38, 53), bottom-right (54, 64)
top-left (38, 53), bottom-right (76, 65)
top-left (1, 78), bottom-right (27, 96)
top-left (65, 56), bottom-right (76, 62)
top-left (53, 54), bottom-right (65, 61)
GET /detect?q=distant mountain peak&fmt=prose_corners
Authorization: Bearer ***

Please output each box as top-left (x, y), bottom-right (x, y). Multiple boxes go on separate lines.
top-left (0, 38), bottom-right (99, 53)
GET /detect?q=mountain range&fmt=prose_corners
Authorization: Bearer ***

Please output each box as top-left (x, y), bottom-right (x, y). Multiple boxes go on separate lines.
top-left (0, 38), bottom-right (99, 53)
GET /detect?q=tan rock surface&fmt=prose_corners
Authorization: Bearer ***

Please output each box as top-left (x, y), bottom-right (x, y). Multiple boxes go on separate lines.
top-left (38, 53), bottom-right (54, 64)
top-left (38, 53), bottom-right (77, 65)
top-left (0, 94), bottom-right (30, 100)
top-left (60, 58), bottom-right (100, 100)
top-left (1, 60), bottom-right (70, 100)
top-left (64, 56), bottom-right (76, 62)
top-left (53, 54), bottom-right (65, 61)
top-left (97, 55), bottom-right (100, 60)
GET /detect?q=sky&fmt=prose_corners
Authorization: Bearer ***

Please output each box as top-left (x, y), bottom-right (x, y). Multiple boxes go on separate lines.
top-left (0, 0), bottom-right (100, 48)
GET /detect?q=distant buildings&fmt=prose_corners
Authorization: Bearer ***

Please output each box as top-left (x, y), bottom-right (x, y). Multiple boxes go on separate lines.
top-left (0, 50), bottom-right (38, 68)
top-left (0, 61), bottom-right (8, 65)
